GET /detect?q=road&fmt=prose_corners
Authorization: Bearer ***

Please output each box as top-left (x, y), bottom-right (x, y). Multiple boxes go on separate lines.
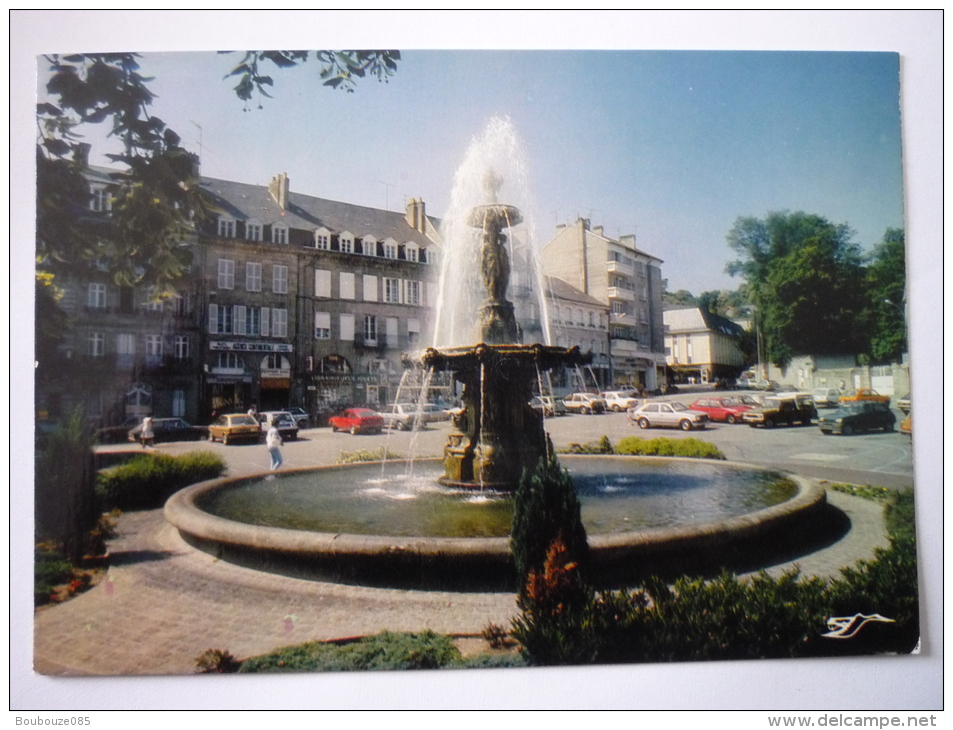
top-left (135, 391), bottom-right (913, 488)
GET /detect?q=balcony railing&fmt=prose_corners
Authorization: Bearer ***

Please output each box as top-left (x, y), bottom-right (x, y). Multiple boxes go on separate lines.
top-left (607, 287), bottom-right (635, 302)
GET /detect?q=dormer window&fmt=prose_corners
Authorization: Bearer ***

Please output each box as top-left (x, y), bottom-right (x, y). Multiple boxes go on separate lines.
top-left (383, 239), bottom-right (398, 260)
top-left (217, 216), bottom-right (236, 238)
top-left (90, 186), bottom-right (112, 213)
top-left (405, 242), bottom-right (419, 262)
top-left (246, 220), bottom-right (263, 241)
top-left (314, 228), bottom-right (331, 251)
top-left (361, 236), bottom-right (377, 256)
top-left (339, 232), bottom-right (354, 254)
top-left (272, 224), bottom-right (288, 245)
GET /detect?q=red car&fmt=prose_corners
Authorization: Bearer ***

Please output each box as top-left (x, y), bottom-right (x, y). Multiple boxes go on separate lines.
top-left (689, 397), bottom-right (753, 424)
top-left (328, 408), bottom-right (384, 435)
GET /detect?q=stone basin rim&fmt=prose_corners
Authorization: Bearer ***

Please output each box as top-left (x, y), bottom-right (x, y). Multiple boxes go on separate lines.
top-left (164, 456), bottom-right (827, 562)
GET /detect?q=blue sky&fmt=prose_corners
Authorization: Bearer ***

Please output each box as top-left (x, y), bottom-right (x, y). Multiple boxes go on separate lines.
top-left (52, 48), bottom-right (903, 294)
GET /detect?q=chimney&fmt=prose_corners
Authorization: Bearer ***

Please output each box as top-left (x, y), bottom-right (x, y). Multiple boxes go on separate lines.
top-left (592, 225), bottom-right (604, 236)
top-left (406, 198), bottom-right (426, 233)
top-left (74, 143), bottom-right (91, 169)
top-left (269, 172), bottom-right (290, 210)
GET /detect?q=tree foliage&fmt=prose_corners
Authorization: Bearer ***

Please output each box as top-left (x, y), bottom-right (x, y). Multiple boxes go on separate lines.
top-left (223, 50), bottom-right (401, 109)
top-left (865, 228), bottom-right (907, 362)
top-left (725, 211), bottom-right (876, 366)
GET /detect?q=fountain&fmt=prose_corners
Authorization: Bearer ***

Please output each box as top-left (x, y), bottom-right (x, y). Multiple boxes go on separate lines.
top-left (164, 118), bottom-right (830, 590)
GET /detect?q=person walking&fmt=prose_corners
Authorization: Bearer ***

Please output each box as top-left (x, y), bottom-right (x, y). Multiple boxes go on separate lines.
top-left (139, 416), bottom-right (155, 449)
top-left (266, 416), bottom-right (283, 471)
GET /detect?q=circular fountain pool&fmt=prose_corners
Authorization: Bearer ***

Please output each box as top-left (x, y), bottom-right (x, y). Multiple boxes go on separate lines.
top-left (165, 456), bottom-right (828, 591)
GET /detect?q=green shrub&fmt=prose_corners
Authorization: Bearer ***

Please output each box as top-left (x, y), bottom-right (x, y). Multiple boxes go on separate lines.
top-left (457, 653), bottom-right (527, 669)
top-left (96, 451), bottom-right (226, 510)
top-left (614, 436), bottom-right (725, 460)
top-left (564, 436), bottom-right (614, 454)
top-left (34, 547), bottom-right (75, 606)
top-left (195, 649), bottom-right (243, 673)
top-left (35, 408), bottom-right (101, 562)
top-left (239, 631), bottom-right (461, 673)
top-left (336, 447), bottom-right (404, 464)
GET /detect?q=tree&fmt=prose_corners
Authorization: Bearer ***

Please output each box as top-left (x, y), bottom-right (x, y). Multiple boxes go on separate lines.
top-left (725, 211), bottom-right (866, 366)
top-left (224, 51), bottom-right (401, 109)
top-left (865, 228), bottom-right (907, 362)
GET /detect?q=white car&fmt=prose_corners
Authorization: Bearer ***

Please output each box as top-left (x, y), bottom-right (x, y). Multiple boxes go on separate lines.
top-left (628, 401), bottom-right (708, 431)
top-left (381, 403), bottom-right (428, 431)
top-left (812, 389), bottom-right (841, 408)
top-left (601, 390), bottom-right (640, 412)
top-left (563, 393), bottom-right (607, 414)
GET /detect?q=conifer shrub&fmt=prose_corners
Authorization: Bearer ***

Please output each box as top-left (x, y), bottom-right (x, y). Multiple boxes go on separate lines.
top-left (35, 408), bottom-right (101, 563)
top-left (96, 451), bottom-right (226, 510)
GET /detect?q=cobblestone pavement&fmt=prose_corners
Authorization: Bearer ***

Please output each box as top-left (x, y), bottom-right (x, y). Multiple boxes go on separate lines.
top-left (33, 434), bottom-right (891, 676)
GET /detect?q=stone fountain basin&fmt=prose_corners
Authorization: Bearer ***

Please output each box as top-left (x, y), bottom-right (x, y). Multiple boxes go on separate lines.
top-left (164, 456), bottom-right (828, 591)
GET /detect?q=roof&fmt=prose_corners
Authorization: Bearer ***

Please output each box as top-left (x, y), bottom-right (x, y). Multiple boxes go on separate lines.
top-left (663, 307), bottom-right (744, 337)
top-left (200, 175), bottom-right (439, 245)
top-left (543, 276), bottom-right (606, 308)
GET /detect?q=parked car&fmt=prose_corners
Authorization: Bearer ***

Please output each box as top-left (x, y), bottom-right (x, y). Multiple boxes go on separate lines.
top-left (530, 396), bottom-right (567, 417)
top-left (421, 403), bottom-right (451, 422)
top-left (742, 395), bottom-right (816, 428)
top-left (689, 397), bottom-right (752, 424)
top-left (257, 411), bottom-right (299, 441)
top-left (128, 417), bottom-right (206, 443)
top-left (812, 388), bottom-right (842, 408)
top-left (208, 413), bottom-right (262, 445)
top-left (839, 388), bottom-right (891, 406)
top-left (380, 403), bottom-right (429, 431)
top-left (818, 401), bottom-right (896, 435)
top-left (601, 390), bottom-right (641, 412)
top-left (563, 393), bottom-right (606, 414)
top-left (896, 393), bottom-right (911, 415)
top-left (899, 413), bottom-right (912, 437)
top-left (284, 406), bottom-right (311, 428)
top-left (628, 401), bottom-right (708, 431)
top-left (734, 394), bottom-right (764, 407)
top-left (329, 408), bottom-right (384, 435)
top-left (96, 416), bottom-right (144, 444)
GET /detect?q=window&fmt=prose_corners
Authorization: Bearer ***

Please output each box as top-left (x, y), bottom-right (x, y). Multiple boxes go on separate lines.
top-left (339, 233), bottom-right (354, 254)
top-left (263, 353), bottom-right (290, 371)
top-left (405, 243), bottom-right (418, 262)
top-left (116, 333), bottom-right (135, 367)
top-left (386, 317), bottom-right (399, 348)
top-left (246, 221), bottom-right (262, 241)
top-left (363, 275), bottom-right (378, 302)
top-left (272, 265), bottom-right (288, 294)
top-left (88, 283), bottom-right (107, 309)
top-left (145, 334), bottom-right (163, 357)
top-left (271, 308), bottom-right (288, 338)
top-left (340, 272), bottom-right (355, 300)
top-left (90, 187), bottom-right (111, 213)
top-left (172, 294), bottom-right (192, 316)
top-left (314, 311), bottom-right (331, 339)
top-left (272, 225), bottom-right (288, 245)
top-left (361, 236), bottom-right (376, 256)
top-left (217, 305), bottom-right (233, 334)
top-left (142, 288), bottom-right (164, 312)
top-left (217, 217), bottom-right (236, 238)
top-left (88, 332), bottom-right (105, 357)
top-left (315, 230), bottom-right (330, 250)
top-left (407, 318), bottom-right (421, 345)
top-left (215, 352), bottom-right (244, 371)
top-left (314, 269), bottom-right (331, 298)
top-left (218, 259), bottom-right (235, 289)
top-left (232, 305), bottom-right (247, 335)
top-left (384, 277), bottom-right (401, 304)
top-left (404, 280), bottom-right (421, 306)
top-left (245, 307), bottom-right (261, 336)
top-left (589, 311), bottom-right (595, 327)
top-left (340, 313), bottom-right (355, 341)
top-left (363, 315), bottom-right (378, 345)
top-left (174, 335), bottom-right (191, 360)
top-left (246, 262), bottom-right (262, 292)
top-left (383, 241), bottom-right (398, 259)
top-left (172, 390), bottom-right (186, 417)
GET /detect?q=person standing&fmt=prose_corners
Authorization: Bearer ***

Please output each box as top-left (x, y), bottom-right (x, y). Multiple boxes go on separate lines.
top-left (139, 416), bottom-right (154, 449)
top-left (266, 416), bottom-right (283, 471)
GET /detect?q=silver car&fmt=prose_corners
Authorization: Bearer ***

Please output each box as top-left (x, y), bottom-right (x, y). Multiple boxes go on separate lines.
top-left (628, 401), bottom-right (708, 431)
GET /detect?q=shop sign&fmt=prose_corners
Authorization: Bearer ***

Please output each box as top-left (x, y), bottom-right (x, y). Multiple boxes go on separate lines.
top-left (210, 341), bottom-right (293, 353)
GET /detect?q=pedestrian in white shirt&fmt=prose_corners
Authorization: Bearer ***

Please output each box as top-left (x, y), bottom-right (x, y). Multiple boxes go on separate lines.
top-left (266, 417), bottom-right (283, 470)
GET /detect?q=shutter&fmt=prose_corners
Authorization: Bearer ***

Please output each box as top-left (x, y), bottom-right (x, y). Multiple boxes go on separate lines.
top-left (233, 305), bottom-right (246, 335)
top-left (208, 303), bottom-right (218, 334)
top-left (340, 313), bottom-right (355, 341)
top-left (260, 307), bottom-right (270, 337)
